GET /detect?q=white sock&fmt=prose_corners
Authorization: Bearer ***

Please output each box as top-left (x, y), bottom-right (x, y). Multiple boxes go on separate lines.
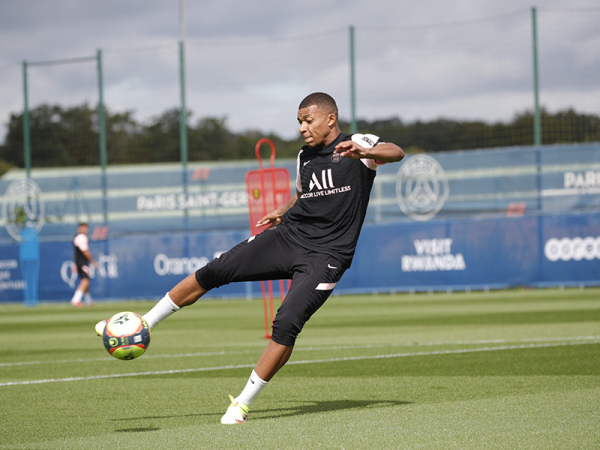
top-left (71, 290), bottom-right (84, 304)
top-left (235, 370), bottom-right (268, 406)
top-left (84, 293), bottom-right (93, 305)
top-left (142, 293), bottom-right (180, 329)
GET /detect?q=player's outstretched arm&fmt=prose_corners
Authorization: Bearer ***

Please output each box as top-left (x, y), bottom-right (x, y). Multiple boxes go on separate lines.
top-left (256, 191), bottom-right (299, 228)
top-left (334, 140), bottom-right (404, 163)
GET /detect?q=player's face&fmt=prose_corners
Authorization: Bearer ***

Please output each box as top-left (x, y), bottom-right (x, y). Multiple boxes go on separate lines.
top-left (79, 225), bottom-right (88, 235)
top-left (297, 105), bottom-right (336, 149)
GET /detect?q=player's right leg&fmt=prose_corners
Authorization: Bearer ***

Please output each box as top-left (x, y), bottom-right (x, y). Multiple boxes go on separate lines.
top-left (195, 227), bottom-right (296, 292)
top-left (95, 274), bottom-right (203, 336)
top-left (146, 228), bottom-right (295, 329)
top-left (95, 227), bottom-right (295, 335)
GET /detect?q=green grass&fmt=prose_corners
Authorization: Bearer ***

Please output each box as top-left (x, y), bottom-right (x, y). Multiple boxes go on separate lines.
top-left (1, 288), bottom-right (599, 449)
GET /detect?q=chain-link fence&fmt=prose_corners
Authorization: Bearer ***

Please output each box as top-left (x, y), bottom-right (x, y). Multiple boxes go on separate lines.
top-left (1, 8), bottom-right (599, 172)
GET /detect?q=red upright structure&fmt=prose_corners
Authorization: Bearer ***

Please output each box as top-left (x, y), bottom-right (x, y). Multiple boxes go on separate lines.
top-left (245, 138), bottom-right (291, 339)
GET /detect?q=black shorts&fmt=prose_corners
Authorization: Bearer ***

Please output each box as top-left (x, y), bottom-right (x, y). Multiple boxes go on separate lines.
top-left (76, 264), bottom-right (90, 280)
top-left (195, 226), bottom-right (346, 346)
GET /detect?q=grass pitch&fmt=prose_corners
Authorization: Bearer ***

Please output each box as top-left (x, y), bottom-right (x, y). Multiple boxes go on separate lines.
top-left (1, 288), bottom-right (599, 449)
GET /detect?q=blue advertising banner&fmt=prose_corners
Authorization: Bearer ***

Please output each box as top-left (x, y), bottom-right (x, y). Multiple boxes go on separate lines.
top-left (2, 231), bottom-right (254, 302)
top-left (344, 216), bottom-right (540, 292)
top-left (539, 213), bottom-right (600, 286)
top-left (1, 212), bottom-right (598, 303)
top-left (2, 143), bottom-right (599, 243)
top-left (0, 245), bottom-right (25, 300)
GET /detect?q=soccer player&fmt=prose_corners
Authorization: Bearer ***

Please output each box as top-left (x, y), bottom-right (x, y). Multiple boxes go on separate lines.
top-left (70, 222), bottom-right (98, 308)
top-left (97, 92), bottom-right (404, 423)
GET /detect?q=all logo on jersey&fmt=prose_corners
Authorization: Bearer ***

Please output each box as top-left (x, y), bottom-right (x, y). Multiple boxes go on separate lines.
top-left (310, 169), bottom-right (334, 191)
top-left (301, 169), bottom-right (351, 199)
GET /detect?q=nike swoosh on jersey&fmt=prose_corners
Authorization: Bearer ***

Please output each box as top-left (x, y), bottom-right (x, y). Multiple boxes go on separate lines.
top-left (328, 264), bottom-right (338, 269)
top-left (303, 161), bottom-right (310, 166)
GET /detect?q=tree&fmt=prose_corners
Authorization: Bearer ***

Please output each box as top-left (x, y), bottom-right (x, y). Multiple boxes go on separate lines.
top-left (189, 116), bottom-right (231, 161)
top-left (139, 108), bottom-right (182, 163)
top-left (1, 103), bottom-right (599, 171)
top-left (106, 110), bottom-right (143, 165)
top-left (1, 104), bottom-right (98, 168)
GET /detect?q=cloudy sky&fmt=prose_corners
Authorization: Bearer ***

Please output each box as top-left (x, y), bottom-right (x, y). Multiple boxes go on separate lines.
top-left (1, 0), bottom-right (599, 142)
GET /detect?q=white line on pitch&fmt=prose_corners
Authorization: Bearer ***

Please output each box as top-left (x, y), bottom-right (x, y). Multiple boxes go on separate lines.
top-left (0, 350), bottom-right (250, 368)
top-left (1, 340), bottom-right (598, 387)
top-left (1, 336), bottom-right (599, 368)
top-left (296, 335), bottom-right (600, 351)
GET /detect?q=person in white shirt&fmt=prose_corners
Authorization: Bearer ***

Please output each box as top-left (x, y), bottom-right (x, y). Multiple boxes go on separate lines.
top-left (70, 222), bottom-right (98, 308)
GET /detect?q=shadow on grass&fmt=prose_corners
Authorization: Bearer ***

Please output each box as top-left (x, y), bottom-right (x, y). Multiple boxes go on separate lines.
top-left (255, 399), bottom-right (412, 420)
top-left (116, 399), bottom-right (411, 423)
top-left (115, 427), bottom-right (160, 433)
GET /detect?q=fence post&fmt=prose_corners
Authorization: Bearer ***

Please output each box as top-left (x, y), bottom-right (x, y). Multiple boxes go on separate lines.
top-left (349, 25), bottom-right (357, 134)
top-left (179, 39), bottom-right (189, 230)
top-left (97, 49), bottom-right (108, 225)
top-left (22, 61), bottom-right (31, 178)
top-left (531, 7), bottom-right (541, 146)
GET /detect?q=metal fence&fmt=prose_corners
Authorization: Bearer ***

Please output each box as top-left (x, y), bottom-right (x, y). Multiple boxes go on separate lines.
top-left (0, 7), bottom-right (599, 172)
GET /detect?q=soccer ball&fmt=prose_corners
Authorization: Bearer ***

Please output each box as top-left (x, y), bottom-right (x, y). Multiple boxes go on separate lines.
top-left (102, 311), bottom-right (151, 360)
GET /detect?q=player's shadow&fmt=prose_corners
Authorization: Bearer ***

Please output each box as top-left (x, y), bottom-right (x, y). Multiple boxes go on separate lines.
top-left (117, 399), bottom-right (411, 423)
top-left (255, 399), bottom-right (411, 420)
top-left (115, 427), bottom-right (160, 433)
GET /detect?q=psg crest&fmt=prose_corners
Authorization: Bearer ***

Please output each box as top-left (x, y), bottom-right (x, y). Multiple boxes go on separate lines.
top-left (2, 178), bottom-right (45, 241)
top-left (395, 154), bottom-right (449, 221)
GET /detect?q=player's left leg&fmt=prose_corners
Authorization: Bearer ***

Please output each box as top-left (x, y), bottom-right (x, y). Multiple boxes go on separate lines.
top-left (221, 340), bottom-right (292, 424)
top-left (222, 251), bottom-right (345, 424)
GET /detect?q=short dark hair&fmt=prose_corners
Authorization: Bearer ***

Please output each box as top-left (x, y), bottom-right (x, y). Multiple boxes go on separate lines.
top-left (298, 92), bottom-right (338, 116)
top-left (78, 222), bottom-right (88, 227)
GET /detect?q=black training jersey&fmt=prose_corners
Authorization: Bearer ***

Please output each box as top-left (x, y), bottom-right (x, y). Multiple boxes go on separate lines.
top-left (73, 233), bottom-right (89, 268)
top-left (279, 132), bottom-right (381, 268)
